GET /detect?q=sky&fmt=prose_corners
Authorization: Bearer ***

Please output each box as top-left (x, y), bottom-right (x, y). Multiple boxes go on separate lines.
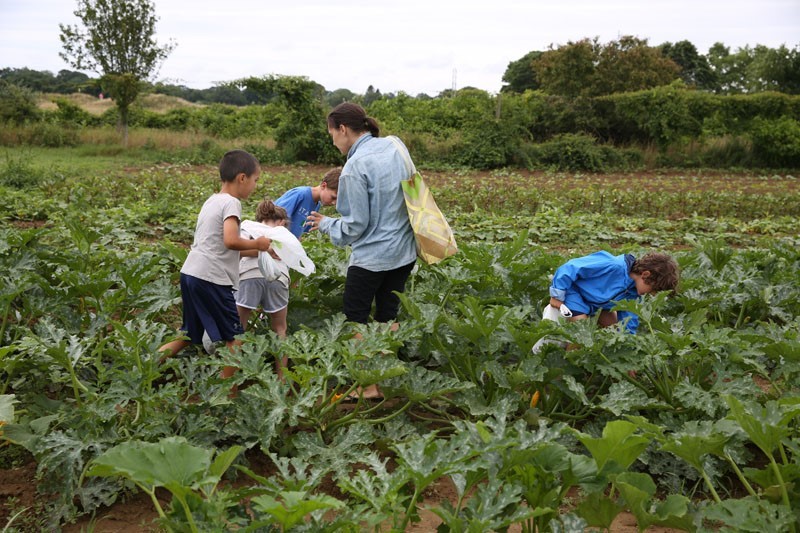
top-left (1, 0), bottom-right (799, 96)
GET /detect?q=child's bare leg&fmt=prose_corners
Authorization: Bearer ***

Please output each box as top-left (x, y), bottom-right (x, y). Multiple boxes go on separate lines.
top-left (348, 331), bottom-right (385, 399)
top-left (269, 308), bottom-right (289, 379)
top-left (597, 310), bottom-right (618, 328)
top-left (158, 339), bottom-right (191, 361)
top-left (237, 306), bottom-right (253, 330)
top-left (223, 339), bottom-right (241, 397)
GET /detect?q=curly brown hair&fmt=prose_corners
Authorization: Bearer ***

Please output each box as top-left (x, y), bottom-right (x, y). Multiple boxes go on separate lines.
top-left (255, 198), bottom-right (288, 224)
top-left (631, 252), bottom-right (679, 293)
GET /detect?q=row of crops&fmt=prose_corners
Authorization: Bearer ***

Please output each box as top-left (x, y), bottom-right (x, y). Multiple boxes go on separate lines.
top-left (0, 160), bottom-right (798, 531)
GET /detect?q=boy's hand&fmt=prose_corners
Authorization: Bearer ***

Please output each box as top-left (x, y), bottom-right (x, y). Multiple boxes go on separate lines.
top-left (254, 236), bottom-right (272, 251)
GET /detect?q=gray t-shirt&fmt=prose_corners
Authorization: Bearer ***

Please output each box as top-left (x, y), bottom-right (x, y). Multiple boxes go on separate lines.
top-left (181, 193), bottom-right (242, 289)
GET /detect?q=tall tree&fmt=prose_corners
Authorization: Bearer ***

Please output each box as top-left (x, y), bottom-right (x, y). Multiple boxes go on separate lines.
top-left (593, 36), bottom-right (680, 95)
top-left (659, 40), bottom-right (717, 91)
top-left (236, 75), bottom-right (336, 163)
top-left (533, 38), bottom-right (598, 97)
top-left (706, 43), bottom-right (752, 94)
top-left (745, 44), bottom-right (800, 94)
top-left (59, 0), bottom-right (174, 145)
top-left (501, 51), bottom-right (542, 93)
top-left (534, 36), bottom-right (680, 97)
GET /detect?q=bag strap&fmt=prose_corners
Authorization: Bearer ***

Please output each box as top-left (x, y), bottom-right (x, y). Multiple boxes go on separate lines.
top-left (387, 135), bottom-right (416, 179)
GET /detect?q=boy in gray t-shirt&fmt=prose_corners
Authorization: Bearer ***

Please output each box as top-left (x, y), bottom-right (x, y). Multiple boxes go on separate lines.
top-left (159, 150), bottom-right (272, 380)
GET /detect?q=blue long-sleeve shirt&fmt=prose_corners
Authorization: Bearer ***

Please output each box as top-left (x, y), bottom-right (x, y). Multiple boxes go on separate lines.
top-left (318, 134), bottom-right (417, 271)
top-left (550, 251), bottom-right (640, 333)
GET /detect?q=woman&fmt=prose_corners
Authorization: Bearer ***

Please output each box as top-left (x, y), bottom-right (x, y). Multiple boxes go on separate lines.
top-left (307, 103), bottom-right (416, 398)
top-left (307, 102), bottom-right (417, 325)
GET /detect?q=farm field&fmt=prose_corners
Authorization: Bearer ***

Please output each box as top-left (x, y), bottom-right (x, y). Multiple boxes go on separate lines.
top-left (0, 155), bottom-right (798, 531)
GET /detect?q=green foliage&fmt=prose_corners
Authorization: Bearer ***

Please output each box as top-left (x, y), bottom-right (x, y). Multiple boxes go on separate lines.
top-left (749, 116), bottom-right (800, 167)
top-left (0, 153), bottom-right (46, 189)
top-left (59, 0), bottom-right (175, 143)
top-left (501, 50), bottom-right (542, 93)
top-left (533, 36), bottom-right (680, 97)
top-left (2, 157), bottom-right (800, 530)
top-left (0, 81), bottom-right (39, 124)
top-left (529, 133), bottom-right (631, 172)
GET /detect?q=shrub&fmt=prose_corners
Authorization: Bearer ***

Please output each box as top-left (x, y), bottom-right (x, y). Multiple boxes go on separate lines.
top-left (455, 120), bottom-right (515, 169)
top-left (749, 116), bottom-right (800, 167)
top-left (51, 98), bottom-right (97, 126)
top-left (28, 122), bottom-right (80, 147)
top-left (0, 152), bottom-right (44, 189)
top-left (535, 133), bottom-right (609, 172)
top-left (0, 80), bottom-right (39, 123)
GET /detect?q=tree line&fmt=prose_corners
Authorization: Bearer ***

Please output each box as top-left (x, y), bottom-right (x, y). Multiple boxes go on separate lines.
top-left (3, 36), bottom-right (799, 106)
top-left (1, 0), bottom-right (798, 170)
top-left (501, 37), bottom-right (800, 96)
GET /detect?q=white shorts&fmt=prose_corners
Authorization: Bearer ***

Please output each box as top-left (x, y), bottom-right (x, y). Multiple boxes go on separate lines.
top-left (235, 277), bottom-right (289, 313)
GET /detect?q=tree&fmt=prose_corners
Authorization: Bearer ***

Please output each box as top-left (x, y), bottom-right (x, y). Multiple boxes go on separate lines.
top-left (707, 43), bottom-right (751, 94)
top-left (659, 40), bottom-right (717, 91)
top-left (533, 36), bottom-right (681, 97)
top-left (593, 36), bottom-right (680, 95)
top-left (326, 88), bottom-right (356, 108)
top-left (59, 0), bottom-right (174, 145)
top-left (363, 85), bottom-right (382, 106)
top-left (745, 44), bottom-right (800, 94)
top-left (501, 50), bottom-right (542, 93)
top-left (235, 75), bottom-right (337, 163)
top-left (533, 38), bottom-right (599, 97)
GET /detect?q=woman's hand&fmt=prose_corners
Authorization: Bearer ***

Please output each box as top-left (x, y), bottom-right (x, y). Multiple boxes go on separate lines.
top-left (305, 211), bottom-right (325, 231)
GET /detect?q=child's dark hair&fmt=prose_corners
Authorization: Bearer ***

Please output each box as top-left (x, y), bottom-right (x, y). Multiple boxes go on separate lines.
top-left (255, 198), bottom-right (288, 224)
top-left (632, 252), bottom-right (679, 292)
top-left (327, 102), bottom-right (380, 138)
top-left (323, 167), bottom-right (341, 190)
top-left (219, 150), bottom-right (259, 182)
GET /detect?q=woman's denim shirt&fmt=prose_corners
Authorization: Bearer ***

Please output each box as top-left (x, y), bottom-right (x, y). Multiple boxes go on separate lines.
top-left (319, 133), bottom-right (417, 271)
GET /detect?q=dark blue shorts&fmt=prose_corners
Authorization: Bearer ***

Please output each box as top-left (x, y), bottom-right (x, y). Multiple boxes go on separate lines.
top-left (180, 273), bottom-right (244, 344)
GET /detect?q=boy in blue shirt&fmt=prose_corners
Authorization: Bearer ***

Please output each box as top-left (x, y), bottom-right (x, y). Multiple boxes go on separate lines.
top-left (159, 150), bottom-right (273, 380)
top-left (276, 167), bottom-right (340, 238)
top-left (549, 251), bottom-right (679, 333)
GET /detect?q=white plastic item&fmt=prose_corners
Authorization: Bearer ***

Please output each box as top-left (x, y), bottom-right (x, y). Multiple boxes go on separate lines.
top-left (541, 304), bottom-right (561, 322)
top-left (241, 220), bottom-right (315, 276)
top-left (531, 304), bottom-right (571, 353)
top-left (257, 252), bottom-right (283, 282)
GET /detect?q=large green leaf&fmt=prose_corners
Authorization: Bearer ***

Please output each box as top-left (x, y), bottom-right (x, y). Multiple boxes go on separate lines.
top-left (381, 364), bottom-right (473, 402)
top-left (250, 491), bottom-right (344, 530)
top-left (86, 437), bottom-right (235, 492)
top-left (0, 394), bottom-right (16, 423)
top-left (576, 420), bottom-right (651, 473)
top-left (699, 497), bottom-right (795, 532)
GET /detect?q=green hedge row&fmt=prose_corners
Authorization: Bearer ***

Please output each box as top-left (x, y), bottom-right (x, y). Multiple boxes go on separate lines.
top-left (3, 82), bottom-right (800, 169)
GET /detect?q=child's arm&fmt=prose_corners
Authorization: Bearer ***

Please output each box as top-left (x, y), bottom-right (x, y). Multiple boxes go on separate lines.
top-left (223, 217), bottom-right (271, 251)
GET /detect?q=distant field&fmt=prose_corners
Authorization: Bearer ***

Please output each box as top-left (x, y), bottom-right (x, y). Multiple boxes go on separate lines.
top-left (36, 92), bottom-right (203, 114)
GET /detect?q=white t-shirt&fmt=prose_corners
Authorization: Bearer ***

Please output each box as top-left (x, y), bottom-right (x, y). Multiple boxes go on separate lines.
top-left (181, 193), bottom-right (242, 289)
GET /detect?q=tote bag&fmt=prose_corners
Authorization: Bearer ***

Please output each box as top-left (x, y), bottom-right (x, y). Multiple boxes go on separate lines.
top-left (388, 136), bottom-right (458, 265)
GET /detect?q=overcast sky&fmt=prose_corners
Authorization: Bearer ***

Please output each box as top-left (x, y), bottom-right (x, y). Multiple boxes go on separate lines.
top-left (1, 0), bottom-right (798, 96)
